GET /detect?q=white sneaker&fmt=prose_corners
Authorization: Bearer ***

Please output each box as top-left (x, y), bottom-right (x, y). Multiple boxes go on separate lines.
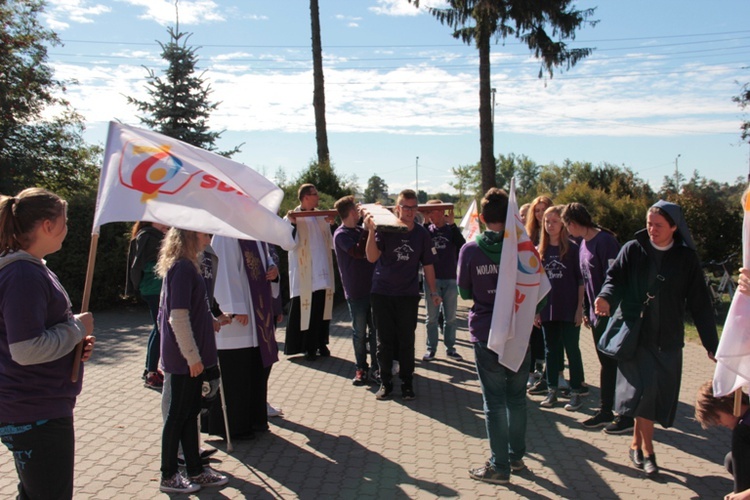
top-left (266, 403), bottom-right (283, 418)
top-left (540, 389), bottom-right (558, 408)
top-left (564, 392), bottom-right (583, 412)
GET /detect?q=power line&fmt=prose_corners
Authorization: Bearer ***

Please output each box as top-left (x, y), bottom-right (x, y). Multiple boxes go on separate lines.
top-left (57, 29), bottom-right (750, 49)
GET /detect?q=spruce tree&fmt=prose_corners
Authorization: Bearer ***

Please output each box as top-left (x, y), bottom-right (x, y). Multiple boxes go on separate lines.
top-left (127, 26), bottom-right (240, 156)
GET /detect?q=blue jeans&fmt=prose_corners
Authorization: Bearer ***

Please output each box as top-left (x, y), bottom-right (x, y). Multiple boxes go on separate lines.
top-left (473, 341), bottom-right (529, 475)
top-left (347, 297), bottom-right (378, 371)
top-left (143, 294), bottom-right (161, 372)
top-left (424, 279), bottom-right (458, 352)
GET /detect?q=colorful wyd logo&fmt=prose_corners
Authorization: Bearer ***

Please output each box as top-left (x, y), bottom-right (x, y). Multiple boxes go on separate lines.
top-left (517, 240), bottom-right (542, 276)
top-left (508, 214), bottom-right (545, 312)
top-left (118, 142), bottom-right (197, 202)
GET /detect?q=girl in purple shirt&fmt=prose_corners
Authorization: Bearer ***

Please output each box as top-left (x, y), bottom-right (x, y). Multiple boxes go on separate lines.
top-left (0, 188), bottom-right (95, 499)
top-left (156, 228), bottom-right (227, 494)
top-left (535, 205), bottom-right (585, 411)
top-left (561, 202), bottom-right (629, 432)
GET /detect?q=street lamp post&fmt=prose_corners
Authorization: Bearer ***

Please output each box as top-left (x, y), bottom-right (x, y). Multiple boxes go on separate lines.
top-left (416, 156), bottom-right (419, 195)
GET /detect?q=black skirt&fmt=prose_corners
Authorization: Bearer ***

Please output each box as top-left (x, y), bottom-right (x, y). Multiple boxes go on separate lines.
top-left (201, 347), bottom-right (270, 439)
top-left (615, 344), bottom-right (682, 428)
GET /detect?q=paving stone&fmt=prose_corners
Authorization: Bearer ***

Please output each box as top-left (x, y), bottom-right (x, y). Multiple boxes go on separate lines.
top-left (0, 300), bottom-right (734, 498)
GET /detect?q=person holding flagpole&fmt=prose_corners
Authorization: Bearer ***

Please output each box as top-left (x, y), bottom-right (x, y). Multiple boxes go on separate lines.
top-left (284, 184), bottom-right (336, 361)
top-left (0, 188), bottom-right (96, 499)
top-left (594, 200), bottom-right (717, 477)
top-left (458, 186), bottom-right (549, 485)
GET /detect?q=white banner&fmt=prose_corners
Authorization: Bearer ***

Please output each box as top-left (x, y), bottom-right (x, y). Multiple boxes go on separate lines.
top-left (713, 193), bottom-right (750, 396)
top-left (93, 122), bottom-right (294, 250)
top-left (487, 179), bottom-right (551, 371)
top-left (460, 198), bottom-right (481, 242)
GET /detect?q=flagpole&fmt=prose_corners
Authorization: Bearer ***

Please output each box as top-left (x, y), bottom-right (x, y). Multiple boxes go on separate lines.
top-left (735, 388), bottom-right (743, 417)
top-left (71, 233), bottom-right (100, 382)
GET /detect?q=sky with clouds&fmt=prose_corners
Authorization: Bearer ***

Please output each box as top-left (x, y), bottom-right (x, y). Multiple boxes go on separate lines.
top-left (39, 0), bottom-right (750, 195)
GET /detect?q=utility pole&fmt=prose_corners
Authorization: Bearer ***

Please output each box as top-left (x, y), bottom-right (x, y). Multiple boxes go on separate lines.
top-left (415, 156), bottom-right (419, 195)
top-left (674, 154), bottom-right (681, 191)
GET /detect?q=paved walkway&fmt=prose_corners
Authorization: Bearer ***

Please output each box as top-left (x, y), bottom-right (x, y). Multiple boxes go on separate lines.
top-left (0, 299), bottom-right (733, 499)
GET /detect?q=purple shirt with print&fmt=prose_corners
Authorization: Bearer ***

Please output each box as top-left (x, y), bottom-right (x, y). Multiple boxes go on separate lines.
top-left (371, 224), bottom-right (435, 296)
top-left (457, 241), bottom-right (500, 343)
top-left (426, 223), bottom-right (462, 280)
top-left (159, 259), bottom-right (218, 375)
top-left (579, 231), bottom-right (620, 325)
top-left (334, 225), bottom-right (375, 300)
top-left (540, 241), bottom-right (582, 323)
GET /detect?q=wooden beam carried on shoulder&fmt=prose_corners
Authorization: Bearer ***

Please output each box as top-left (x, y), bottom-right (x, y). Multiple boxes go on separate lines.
top-left (287, 209), bottom-right (339, 218)
top-left (360, 203), bottom-right (408, 233)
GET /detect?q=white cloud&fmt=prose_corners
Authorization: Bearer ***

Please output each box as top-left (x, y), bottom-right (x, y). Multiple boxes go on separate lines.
top-left (369, 0), bottom-right (448, 16)
top-left (369, 0), bottom-right (420, 16)
top-left (48, 41), bottom-right (746, 148)
top-left (120, 0), bottom-right (224, 26)
top-left (43, 0), bottom-right (110, 30)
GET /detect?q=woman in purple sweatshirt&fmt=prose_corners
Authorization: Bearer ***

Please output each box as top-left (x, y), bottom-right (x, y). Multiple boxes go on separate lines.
top-left (0, 188), bottom-right (95, 499)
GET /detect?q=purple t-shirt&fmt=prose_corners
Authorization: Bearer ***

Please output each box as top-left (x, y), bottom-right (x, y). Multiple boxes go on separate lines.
top-left (540, 241), bottom-right (582, 323)
top-left (159, 259), bottom-right (218, 375)
top-left (0, 260), bottom-right (82, 422)
top-left (579, 231), bottom-right (620, 325)
top-left (333, 225), bottom-right (374, 300)
top-left (457, 241), bottom-right (501, 343)
top-left (426, 223), bottom-right (461, 280)
top-left (371, 224), bottom-right (436, 296)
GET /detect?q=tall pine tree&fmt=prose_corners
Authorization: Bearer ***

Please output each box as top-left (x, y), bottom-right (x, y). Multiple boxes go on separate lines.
top-left (408, 0), bottom-right (595, 194)
top-left (127, 24), bottom-right (240, 156)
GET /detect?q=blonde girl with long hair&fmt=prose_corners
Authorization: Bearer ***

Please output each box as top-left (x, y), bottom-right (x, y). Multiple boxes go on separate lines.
top-left (157, 228), bottom-right (228, 493)
top-left (524, 195), bottom-right (552, 391)
top-left (525, 195), bottom-right (553, 245)
top-left (534, 205), bottom-right (585, 411)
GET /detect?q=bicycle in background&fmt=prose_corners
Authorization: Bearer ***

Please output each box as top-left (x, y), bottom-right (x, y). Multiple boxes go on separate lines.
top-left (703, 253), bottom-right (737, 317)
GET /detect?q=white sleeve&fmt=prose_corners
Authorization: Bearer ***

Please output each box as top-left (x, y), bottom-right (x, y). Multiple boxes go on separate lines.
top-left (211, 236), bottom-right (250, 315)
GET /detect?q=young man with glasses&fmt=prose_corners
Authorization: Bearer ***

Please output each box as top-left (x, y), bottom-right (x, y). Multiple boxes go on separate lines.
top-left (363, 189), bottom-right (441, 400)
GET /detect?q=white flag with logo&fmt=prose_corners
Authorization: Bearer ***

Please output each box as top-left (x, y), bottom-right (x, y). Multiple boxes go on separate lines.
top-left (487, 179), bottom-right (550, 371)
top-left (460, 198), bottom-right (481, 242)
top-left (713, 194), bottom-right (750, 396)
top-left (93, 122), bottom-right (294, 250)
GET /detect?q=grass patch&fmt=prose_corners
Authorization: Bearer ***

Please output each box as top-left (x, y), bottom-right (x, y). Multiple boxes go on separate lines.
top-left (685, 294), bottom-right (730, 344)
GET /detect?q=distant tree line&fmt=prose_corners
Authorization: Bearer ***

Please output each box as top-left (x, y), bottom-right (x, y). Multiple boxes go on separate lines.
top-left (445, 154), bottom-right (745, 267)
